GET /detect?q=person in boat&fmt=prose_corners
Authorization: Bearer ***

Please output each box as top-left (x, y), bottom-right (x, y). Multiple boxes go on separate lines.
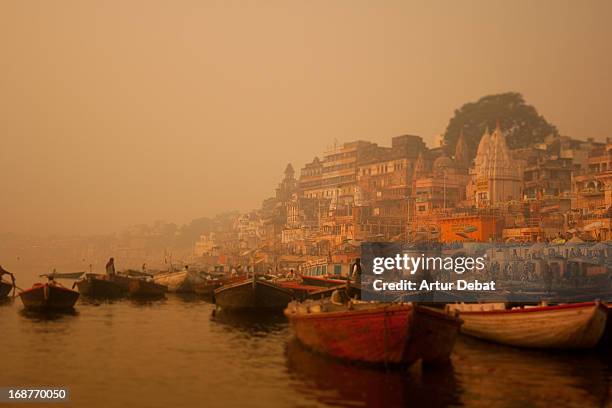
top-left (106, 257), bottom-right (116, 276)
top-left (0, 265), bottom-right (15, 285)
top-left (348, 258), bottom-right (362, 300)
top-left (349, 258), bottom-right (362, 286)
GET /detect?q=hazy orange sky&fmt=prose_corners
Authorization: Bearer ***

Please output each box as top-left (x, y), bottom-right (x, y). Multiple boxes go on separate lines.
top-left (1, 0), bottom-right (611, 235)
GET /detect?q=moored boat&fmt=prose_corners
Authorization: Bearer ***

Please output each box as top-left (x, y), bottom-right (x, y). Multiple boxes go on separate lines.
top-left (152, 269), bottom-right (202, 293)
top-left (0, 279), bottom-right (14, 299)
top-left (194, 275), bottom-right (246, 297)
top-left (285, 300), bottom-right (462, 365)
top-left (0, 267), bottom-right (16, 299)
top-left (447, 301), bottom-right (608, 349)
top-left (214, 277), bottom-right (295, 311)
top-left (299, 275), bottom-right (347, 288)
top-left (194, 280), bottom-right (219, 297)
top-left (19, 282), bottom-right (80, 310)
top-left (276, 280), bottom-right (343, 301)
top-left (599, 303), bottom-right (612, 346)
top-left (75, 274), bottom-right (126, 299)
top-left (128, 279), bottom-right (167, 299)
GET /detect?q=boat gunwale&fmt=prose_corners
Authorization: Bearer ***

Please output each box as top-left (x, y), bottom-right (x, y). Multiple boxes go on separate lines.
top-left (19, 283), bottom-right (78, 297)
top-left (457, 301), bottom-right (605, 316)
top-left (299, 274), bottom-right (346, 284)
top-left (285, 303), bottom-right (413, 321)
top-left (416, 305), bottom-right (464, 325)
top-left (214, 277), bottom-right (294, 297)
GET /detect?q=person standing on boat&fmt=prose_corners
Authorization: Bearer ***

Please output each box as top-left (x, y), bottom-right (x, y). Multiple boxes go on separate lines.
top-left (350, 258), bottom-right (362, 286)
top-left (348, 258), bottom-right (362, 300)
top-left (106, 257), bottom-right (116, 276)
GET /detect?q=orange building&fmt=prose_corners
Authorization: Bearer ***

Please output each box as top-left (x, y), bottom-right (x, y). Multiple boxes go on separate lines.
top-left (437, 214), bottom-right (502, 243)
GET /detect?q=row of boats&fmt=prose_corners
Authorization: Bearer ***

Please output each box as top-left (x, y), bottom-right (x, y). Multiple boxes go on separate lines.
top-left (2, 269), bottom-right (611, 368)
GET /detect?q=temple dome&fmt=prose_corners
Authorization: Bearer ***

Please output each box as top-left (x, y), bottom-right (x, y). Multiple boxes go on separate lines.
top-left (433, 154), bottom-right (454, 170)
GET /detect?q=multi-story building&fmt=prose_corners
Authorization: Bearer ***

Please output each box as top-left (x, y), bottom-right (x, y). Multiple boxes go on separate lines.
top-left (572, 141), bottom-right (611, 213)
top-left (356, 135), bottom-right (426, 240)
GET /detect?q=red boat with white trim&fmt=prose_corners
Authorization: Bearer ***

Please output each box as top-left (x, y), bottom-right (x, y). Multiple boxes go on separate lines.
top-left (285, 300), bottom-right (462, 365)
top-left (19, 282), bottom-right (80, 310)
top-left (447, 301), bottom-right (608, 349)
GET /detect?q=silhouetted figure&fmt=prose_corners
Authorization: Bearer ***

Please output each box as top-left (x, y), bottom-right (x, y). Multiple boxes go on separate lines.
top-left (106, 257), bottom-right (116, 276)
top-left (350, 258), bottom-right (362, 286)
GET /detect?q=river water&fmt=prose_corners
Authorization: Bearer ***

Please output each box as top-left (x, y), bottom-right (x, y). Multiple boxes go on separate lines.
top-left (1, 275), bottom-right (611, 407)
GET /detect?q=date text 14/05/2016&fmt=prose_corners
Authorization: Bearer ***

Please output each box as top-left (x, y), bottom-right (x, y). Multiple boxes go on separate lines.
top-left (371, 279), bottom-right (496, 292)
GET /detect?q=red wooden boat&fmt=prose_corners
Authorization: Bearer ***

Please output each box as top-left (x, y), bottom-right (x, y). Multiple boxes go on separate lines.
top-left (299, 275), bottom-right (347, 288)
top-left (19, 282), bottom-right (80, 310)
top-left (599, 303), bottom-right (612, 345)
top-left (275, 280), bottom-right (339, 301)
top-left (214, 277), bottom-right (295, 311)
top-left (285, 300), bottom-right (462, 365)
top-left (448, 301), bottom-right (608, 349)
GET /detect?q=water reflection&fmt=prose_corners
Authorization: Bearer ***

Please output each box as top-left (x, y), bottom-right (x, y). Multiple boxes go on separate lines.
top-left (285, 339), bottom-right (461, 407)
top-left (211, 309), bottom-right (287, 335)
top-left (128, 297), bottom-right (168, 307)
top-left (0, 297), bottom-right (15, 306)
top-left (171, 293), bottom-right (202, 303)
top-left (19, 307), bottom-right (79, 321)
top-left (2, 291), bottom-right (612, 407)
top-left (455, 336), bottom-right (612, 407)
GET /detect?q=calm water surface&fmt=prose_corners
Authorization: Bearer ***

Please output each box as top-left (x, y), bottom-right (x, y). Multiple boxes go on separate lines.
top-left (1, 279), bottom-right (612, 407)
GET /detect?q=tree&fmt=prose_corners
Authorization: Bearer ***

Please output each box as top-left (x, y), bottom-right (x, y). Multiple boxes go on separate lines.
top-left (443, 92), bottom-right (558, 160)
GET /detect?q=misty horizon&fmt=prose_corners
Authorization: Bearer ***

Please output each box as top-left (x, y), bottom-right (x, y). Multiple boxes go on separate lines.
top-left (2, 0), bottom-right (611, 235)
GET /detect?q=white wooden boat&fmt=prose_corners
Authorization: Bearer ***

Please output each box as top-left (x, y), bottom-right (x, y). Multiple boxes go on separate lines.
top-left (446, 302), bottom-right (607, 349)
top-left (152, 269), bottom-right (202, 293)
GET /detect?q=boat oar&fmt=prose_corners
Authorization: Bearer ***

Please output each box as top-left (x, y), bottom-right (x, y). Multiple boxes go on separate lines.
top-left (11, 282), bottom-right (24, 297)
top-left (10, 274), bottom-right (21, 297)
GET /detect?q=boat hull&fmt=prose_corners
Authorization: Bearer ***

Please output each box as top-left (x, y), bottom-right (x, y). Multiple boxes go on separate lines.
top-left (19, 283), bottom-right (80, 310)
top-left (452, 302), bottom-right (607, 349)
top-left (276, 280), bottom-right (340, 301)
top-left (599, 304), bottom-right (612, 345)
top-left (76, 275), bottom-right (126, 299)
top-left (300, 275), bottom-right (347, 288)
top-left (285, 302), bottom-right (462, 365)
top-left (214, 278), bottom-right (295, 311)
top-left (195, 281), bottom-right (219, 296)
top-left (153, 270), bottom-right (201, 293)
top-left (128, 279), bottom-right (167, 299)
top-left (195, 276), bottom-right (246, 297)
top-left (0, 280), bottom-right (13, 299)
